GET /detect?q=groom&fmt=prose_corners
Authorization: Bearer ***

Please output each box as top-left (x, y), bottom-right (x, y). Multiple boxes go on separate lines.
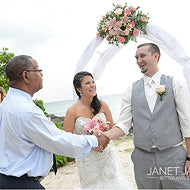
top-left (105, 43), bottom-right (190, 189)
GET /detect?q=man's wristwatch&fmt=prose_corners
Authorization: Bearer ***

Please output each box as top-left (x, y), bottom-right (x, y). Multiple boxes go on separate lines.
top-left (186, 156), bottom-right (190, 161)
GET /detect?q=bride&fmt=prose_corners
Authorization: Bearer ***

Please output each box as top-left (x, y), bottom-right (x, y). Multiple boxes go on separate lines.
top-left (63, 71), bottom-right (132, 189)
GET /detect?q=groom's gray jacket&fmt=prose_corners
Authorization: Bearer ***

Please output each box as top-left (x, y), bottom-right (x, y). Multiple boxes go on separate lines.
top-left (131, 75), bottom-right (183, 151)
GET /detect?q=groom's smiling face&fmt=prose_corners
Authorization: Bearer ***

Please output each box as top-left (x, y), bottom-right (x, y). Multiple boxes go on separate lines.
top-left (135, 45), bottom-right (159, 77)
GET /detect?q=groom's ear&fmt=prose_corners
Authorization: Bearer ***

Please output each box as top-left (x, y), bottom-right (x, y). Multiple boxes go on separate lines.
top-left (154, 53), bottom-right (159, 62)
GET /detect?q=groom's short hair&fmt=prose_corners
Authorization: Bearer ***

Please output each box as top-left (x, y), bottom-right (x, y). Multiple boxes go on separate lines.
top-left (137, 43), bottom-right (161, 62)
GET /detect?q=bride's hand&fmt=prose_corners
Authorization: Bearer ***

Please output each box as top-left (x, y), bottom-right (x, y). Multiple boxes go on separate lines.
top-left (92, 145), bottom-right (104, 152)
top-left (93, 130), bottom-right (110, 150)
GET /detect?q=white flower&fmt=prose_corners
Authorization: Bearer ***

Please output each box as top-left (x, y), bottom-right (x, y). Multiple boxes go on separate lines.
top-left (114, 8), bottom-right (123, 15)
top-left (156, 85), bottom-right (166, 94)
top-left (156, 85), bottom-right (166, 101)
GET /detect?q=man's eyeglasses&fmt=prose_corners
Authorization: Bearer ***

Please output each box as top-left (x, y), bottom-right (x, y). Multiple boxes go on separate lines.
top-left (19, 69), bottom-right (43, 75)
top-left (26, 69), bottom-right (42, 73)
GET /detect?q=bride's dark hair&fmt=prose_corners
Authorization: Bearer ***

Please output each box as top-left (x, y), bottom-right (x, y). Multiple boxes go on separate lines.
top-left (73, 71), bottom-right (102, 115)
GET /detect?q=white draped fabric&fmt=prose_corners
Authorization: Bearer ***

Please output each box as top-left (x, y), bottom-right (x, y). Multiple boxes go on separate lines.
top-left (141, 24), bottom-right (190, 95)
top-left (73, 24), bottom-right (190, 101)
top-left (93, 45), bottom-right (123, 80)
top-left (74, 37), bottom-right (103, 74)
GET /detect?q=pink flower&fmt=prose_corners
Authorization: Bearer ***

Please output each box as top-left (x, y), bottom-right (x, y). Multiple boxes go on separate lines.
top-left (115, 20), bottom-right (123, 28)
top-left (106, 12), bottom-right (109, 16)
top-left (84, 117), bottom-right (110, 135)
top-left (118, 36), bottom-right (125, 42)
top-left (124, 10), bottom-right (131, 16)
top-left (102, 16), bottom-right (106, 21)
top-left (109, 29), bottom-right (115, 36)
top-left (116, 4), bottom-right (121, 7)
top-left (141, 17), bottom-right (146, 22)
top-left (96, 33), bottom-right (100, 38)
top-left (133, 29), bottom-right (139, 36)
top-left (99, 125), bottom-right (105, 131)
top-left (130, 6), bottom-right (136, 11)
top-left (129, 22), bottom-right (135, 28)
top-left (106, 17), bottom-right (116, 29)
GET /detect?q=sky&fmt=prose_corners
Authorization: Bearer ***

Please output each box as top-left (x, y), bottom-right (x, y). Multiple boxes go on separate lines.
top-left (0, 0), bottom-right (189, 102)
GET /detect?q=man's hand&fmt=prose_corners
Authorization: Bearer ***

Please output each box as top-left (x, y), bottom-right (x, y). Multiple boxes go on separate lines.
top-left (185, 160), bottom-right (190, 177)
top-left (93, 130), bottom-right (110, 152)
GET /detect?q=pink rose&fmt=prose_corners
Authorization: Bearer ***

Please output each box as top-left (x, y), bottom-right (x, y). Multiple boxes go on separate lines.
top-left (118, 36), bottom-right (125, 42)
top-left (116, 4), bottom-right (121, 7)
top-left (141, 17), bottom-right (146, 22)
top-left (124, 10), bottom-right (131, 16)
top-left (99, 125), bottom-right (105, 131)
top-left (96, 33), bottom-right (100, 38)
top-left (130, 6), bottom-right (136, 11)
top-left (129, 22), bottom-right (135, 28)
top-left (106, 12), bottom-right (109, 16)
top-left (133, 29), bottom-right (139, 36)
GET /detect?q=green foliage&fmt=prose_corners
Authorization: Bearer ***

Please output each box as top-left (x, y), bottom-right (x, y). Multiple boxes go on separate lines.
top-left (34, 99), bottom-right (49, 116)
top-left (0, 47), bottom-right (14, 92)
top-left (55, 154), bottom-right (75, 167)
top-left (54, 121), bottom-right (62, 129)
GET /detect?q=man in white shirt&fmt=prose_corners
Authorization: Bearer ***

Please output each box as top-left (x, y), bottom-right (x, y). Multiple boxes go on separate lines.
top-left (0, 55), bottom-right (109, 189)
top-left (104, 43), bottom-right (190, 189)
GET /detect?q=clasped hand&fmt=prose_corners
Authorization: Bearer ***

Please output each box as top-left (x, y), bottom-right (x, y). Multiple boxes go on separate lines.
top-left (92, 131), bottom-right (110, 152)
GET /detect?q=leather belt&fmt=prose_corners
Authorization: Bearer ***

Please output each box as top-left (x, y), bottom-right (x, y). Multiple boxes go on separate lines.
top-left (20, 174), bottom-right (44, 182)
top-left (0, 173), bottom-right (44, 182)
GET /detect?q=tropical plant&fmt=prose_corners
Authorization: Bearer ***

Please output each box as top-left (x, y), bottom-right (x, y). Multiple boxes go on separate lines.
top-left (0, 47), bottom-right (14, 92)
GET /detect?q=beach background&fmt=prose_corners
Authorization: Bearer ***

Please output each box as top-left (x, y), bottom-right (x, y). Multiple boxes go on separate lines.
top-left (44, 93), bottom-right (123, 123)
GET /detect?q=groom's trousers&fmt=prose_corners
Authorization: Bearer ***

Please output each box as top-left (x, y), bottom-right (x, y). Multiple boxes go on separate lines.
top-left (0, 173), bottom-right (45, 189)
top-left (131, 145), bottom-right (190, 189)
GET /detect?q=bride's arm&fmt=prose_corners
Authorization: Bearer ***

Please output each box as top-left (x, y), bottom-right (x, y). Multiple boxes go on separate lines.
top-left (63, 107), bottom-right (76, 133)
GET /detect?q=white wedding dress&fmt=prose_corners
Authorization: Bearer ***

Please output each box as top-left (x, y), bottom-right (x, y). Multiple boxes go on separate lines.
top-left (74, 113), bottom-right (132, 189)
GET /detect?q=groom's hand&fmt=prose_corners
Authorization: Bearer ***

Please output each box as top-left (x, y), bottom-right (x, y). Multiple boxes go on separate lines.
top-left (185, 160), bottom-right (190, 177)
top-left (93, 131), bottom-right (110, 151)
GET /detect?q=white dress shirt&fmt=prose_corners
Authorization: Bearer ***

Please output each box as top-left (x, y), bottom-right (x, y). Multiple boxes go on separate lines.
top-left (0, 88), bottom-right (98, 177)
top-left (115, 71), bottom-right (190, 138)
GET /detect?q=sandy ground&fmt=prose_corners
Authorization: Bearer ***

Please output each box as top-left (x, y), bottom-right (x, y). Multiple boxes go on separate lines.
top-left (41, 137), bottom-right (137, 189)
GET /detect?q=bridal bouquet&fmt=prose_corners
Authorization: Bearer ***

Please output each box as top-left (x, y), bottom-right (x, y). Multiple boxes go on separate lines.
top-left (97, 3), bottom-right (149, 46)
top-left (84, 116), bottom-right (110, 135)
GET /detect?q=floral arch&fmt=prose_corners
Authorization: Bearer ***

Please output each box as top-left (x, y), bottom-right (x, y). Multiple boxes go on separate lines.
top-left (74, 4), bottom-right (190, 100)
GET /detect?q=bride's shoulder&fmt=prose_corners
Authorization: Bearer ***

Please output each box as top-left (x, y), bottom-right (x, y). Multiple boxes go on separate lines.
top-left (100, 100), bottom-right (107, 106)
top-left (66, 102), bottom-right (79, 116)
top-left (100, 100), bottom-right (110, 110)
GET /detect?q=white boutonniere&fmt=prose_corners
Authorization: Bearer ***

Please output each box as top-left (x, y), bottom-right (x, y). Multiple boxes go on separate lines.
top-left (156, 85), bottom-right (166, 101)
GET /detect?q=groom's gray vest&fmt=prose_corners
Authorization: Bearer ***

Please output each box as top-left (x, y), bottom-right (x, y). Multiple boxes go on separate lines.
top-left (131, 75), bottom-right (183, 151)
